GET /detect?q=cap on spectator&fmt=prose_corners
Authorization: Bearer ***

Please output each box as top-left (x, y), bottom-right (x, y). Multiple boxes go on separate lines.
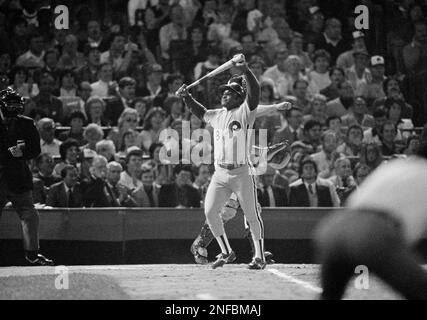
top-left (352, 31), bottom-right (364, 39)
top-left (309, 6), bottom-right (321, 15)
top-left (127, 146), bottom-right (142, 154)
top-left (118, 77), bottom-right (136, 88)
top-left (352, 48), bottom-right (370, 58)
top-left (147, 63), bottom-right (163, 74)
top-left (370, 55), bottom-right (385, 66)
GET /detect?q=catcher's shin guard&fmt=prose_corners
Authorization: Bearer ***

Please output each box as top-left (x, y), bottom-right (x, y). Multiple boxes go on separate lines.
top-left (190, 222), bottom-right (215, 264)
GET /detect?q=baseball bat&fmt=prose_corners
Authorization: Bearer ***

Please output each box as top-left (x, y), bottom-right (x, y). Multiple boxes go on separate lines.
top-left (176, 54), bottom-right (245, 94)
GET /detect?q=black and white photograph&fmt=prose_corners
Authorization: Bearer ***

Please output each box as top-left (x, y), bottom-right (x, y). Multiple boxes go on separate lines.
top-left (0, 0), bottom-right (427, 314)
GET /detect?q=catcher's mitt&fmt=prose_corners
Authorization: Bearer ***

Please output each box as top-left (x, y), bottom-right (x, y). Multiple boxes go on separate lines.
top-left (253, 141), bottom-right (291, 170)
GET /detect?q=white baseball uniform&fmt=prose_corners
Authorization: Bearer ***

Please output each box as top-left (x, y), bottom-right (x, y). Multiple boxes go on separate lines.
top-left (203, 101), bottom-right (264, 241)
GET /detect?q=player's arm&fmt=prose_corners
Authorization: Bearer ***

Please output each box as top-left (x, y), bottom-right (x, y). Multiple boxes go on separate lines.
top-left (177, 84), bottom-right (207, 120)
top-left (256, 101), bottom-right (292, 118)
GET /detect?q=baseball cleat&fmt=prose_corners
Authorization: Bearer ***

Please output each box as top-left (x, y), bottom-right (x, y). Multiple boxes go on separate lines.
top-left (211, 251), bottom-right (236, 269)
top-left (191, 243), bottom-right (209, 265)
top-left (25, 253), bottom-right (54, 266)
top-left (248, 257), bottom-right (267, 270)
top-left (264, 251), bottom-right (275, 264)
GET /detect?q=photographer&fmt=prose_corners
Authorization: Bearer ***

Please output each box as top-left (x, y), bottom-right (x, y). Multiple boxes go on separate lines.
top-left (0, 89), bottom-right (53, 265)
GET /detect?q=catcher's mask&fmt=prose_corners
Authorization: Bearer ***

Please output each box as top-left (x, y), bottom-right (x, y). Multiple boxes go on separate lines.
top-left (0, 89), bottom-right (25, 118)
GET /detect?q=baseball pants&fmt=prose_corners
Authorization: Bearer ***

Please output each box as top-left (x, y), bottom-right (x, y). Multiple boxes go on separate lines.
top-left (0, 172), bottom-right (39, 251)
top-left (314, 209), bottom-right (427, 300)
top-left (204, 165), bottom-right (264, 241)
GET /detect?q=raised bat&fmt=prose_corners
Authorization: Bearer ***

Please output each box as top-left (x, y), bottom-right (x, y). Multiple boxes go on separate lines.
top-left (176, 54), bottom-right (245, 94)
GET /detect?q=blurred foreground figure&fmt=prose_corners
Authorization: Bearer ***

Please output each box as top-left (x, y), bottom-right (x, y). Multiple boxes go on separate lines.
top-left (314, 143), bottom-right (427, 299)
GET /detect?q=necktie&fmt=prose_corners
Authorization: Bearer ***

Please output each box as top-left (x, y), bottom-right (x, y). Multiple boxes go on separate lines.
top-left (308, 184), bottom-right (314, 195)
top-left (293, 130), bottom-right (298, 141)
top-left (145, 185), bottom-right (154, 207)
top-left (68, 189), bottom-right (74, 207)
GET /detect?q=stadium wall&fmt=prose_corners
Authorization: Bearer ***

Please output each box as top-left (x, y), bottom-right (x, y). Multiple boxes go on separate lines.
top-left (1, 208), bottom-right (426, 265)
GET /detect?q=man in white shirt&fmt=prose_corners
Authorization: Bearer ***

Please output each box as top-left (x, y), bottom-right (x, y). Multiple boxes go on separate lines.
top-left (119, 149), bottom-right (143, 191)
top-left (16, 33), bottom-right (45, 68)
top-left (314, 144), bottom-right (427, 299)
top-left (159, 4), bottom-right (188, 60)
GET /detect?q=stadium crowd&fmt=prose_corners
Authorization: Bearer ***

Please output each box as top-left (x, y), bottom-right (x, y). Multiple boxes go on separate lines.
top-left (1, 0), bottom-right (427, 209)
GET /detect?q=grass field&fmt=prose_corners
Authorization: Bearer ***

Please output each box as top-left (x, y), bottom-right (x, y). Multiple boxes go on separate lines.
top-left (0, 264), bottom-right (404, 300)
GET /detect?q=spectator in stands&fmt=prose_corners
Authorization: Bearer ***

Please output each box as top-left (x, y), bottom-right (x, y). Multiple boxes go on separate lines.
top-left (289, 157), bottom-right (340, 207)
top-left (272, 106), bottom-right (304, 145)
top-left (107, 108), bottom-right (139, 151)
top-left (155, 73), bottom-right (184, 107)
top-left (78, 19), bottom-right (110, 53)
top-left (86, 96), bottom-right (109, 126)
top-left (137, 107), bottom-right (167, 153)
top-left (57, 34), bottom-right (85, 70)
top-left (158, 164), bottom-right (201, 208)
top-left (311, 130), bottom-right (339, 179)
top-left (277, 55), bottom-right (307, 97)
top-left (133, 97), bottom-right (150, 126)
top-left (363, 108), bottom-right (388, 145)
top-left (301, 119), bottom-right (322, 154)
top-left (308, 49), bottom-right (331, 95)
top-left (194, 45), bottom-right (222, 81)
top-left (106, 161), bottom-right (138, 207)
top-left (38, 118), bottom-right (61, 157)
top-left (30, 73), bottom-right (64, 124)
top-left (59, 111), bottom-right (86, 146)
top-left (326, 115), bottom-right (345, 145)
top-left (346, 48), bottom-right (371, 97)
top-left (314, 18), bottom-right (349, 65)
top-left (77, 81), bottom-right (93, 104)
top-left (403, 135), bottom-right (421, 156)
top-left (81, 155), bottom-right (121, 207)
top-left (58, 70), bottom-right (87, 121)
top-left (337, 125), bottom-right (364, 157)
top-left (53, 138), bottom-right (80, 177)
top-left (259, 80), bottom-right (276, 105)
top-left (257, 165), bottom-right (288, 207)
top-left (120, 148), bottom-right (143, 191)
top-left (289, 32), bottom-right (313, 70)
top-left (360, 142), bottom-right (383, 171)
top-left (374, 77), bottom-right (413, 119)
top-left (402, 20), bottom-right (427, 75)
top-left (326, 80), bottom-right (354, 118)
top-left (96, 139), bottom-right (118, 163)
top-left (293, 79), bottom-right (311, 114)
top-left (163, 96), bottom-right (185, 125)
top-left (81, 123), bottom-right (104, 152)
top-left (363, 55), bottom-right (386, 109)
top-left (336, 31), bottom-right (367, 70)
top-left (34, 153), bottom-right (61, 188)
top-left (341, 96), bottom-right (375, 129)
top-left (118, 129), bottom-right (139, 158)
top-left (185, 23), bottom-right (208, 77)
top-left (263, 43), bottom-right (289, 96)
top-left (379, 120), bottom-right (400, 156)
top-left (46, 165), bottom-right (83, 208)
top-left (140, 63), bottom-right (164, 101)
top-left (320, 67), bottom-right (346, 101)
top-left (303, 6), bottom-right (325, 46)
top-left (77, 45), bottom-right (101, 84)
top-left (16, 32), bottom-right (45, 68)
top-left (304, 94), bottom-right (328, 126)
top-left (159, 4), bottom-right (188, 60)
top-left (352, 162), bottom-right (371, 186)
top-left (43, 49), bottom-right (60, 75)
top-left (132, 163), bottom-right (159, 207)
top-left (100, 32), bottom-right (135, 75)
top-left (328, 156), bottom-right (356, 204)
top-left (207, 4), bottom-right (233, 44)
top-left (384, 97), bottom-right (414, 141)
top-left (9, 65), bottom-right (38, 99)
top-left (90, 62), bottom-right (114, 98)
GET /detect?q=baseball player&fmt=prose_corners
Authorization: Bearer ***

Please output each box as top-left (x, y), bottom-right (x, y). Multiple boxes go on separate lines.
top-left (190, 101), bottom-right (292, 265)
top-left (177, 54), bottom-right (268, 269)
top-left (314, 143), bottom-right (427, 299)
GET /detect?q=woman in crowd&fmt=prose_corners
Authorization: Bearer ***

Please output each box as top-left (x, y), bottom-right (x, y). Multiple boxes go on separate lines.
top-left (118, 129), bottom-right (139, 158)
top-left (132, 96), bottom-right (151, 126)
top-left (137, 107), bottom-right (167, 154)
top-left (107, 108), bottom-right (139, 151)
top-left (9, 65), bottom-right (38, 98)
top-left (96, 139), bottom-right (119, 162)
top-left (359, 142), bottom-right (383, 171)
top-left (53, 138), bottom-right (81, 177)
top-left (86, 96), bottom-right (109, 126)
top-left (304, 94), bottom-right (328, 126)
top-left (81, 123), bottom-right (104, 152)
